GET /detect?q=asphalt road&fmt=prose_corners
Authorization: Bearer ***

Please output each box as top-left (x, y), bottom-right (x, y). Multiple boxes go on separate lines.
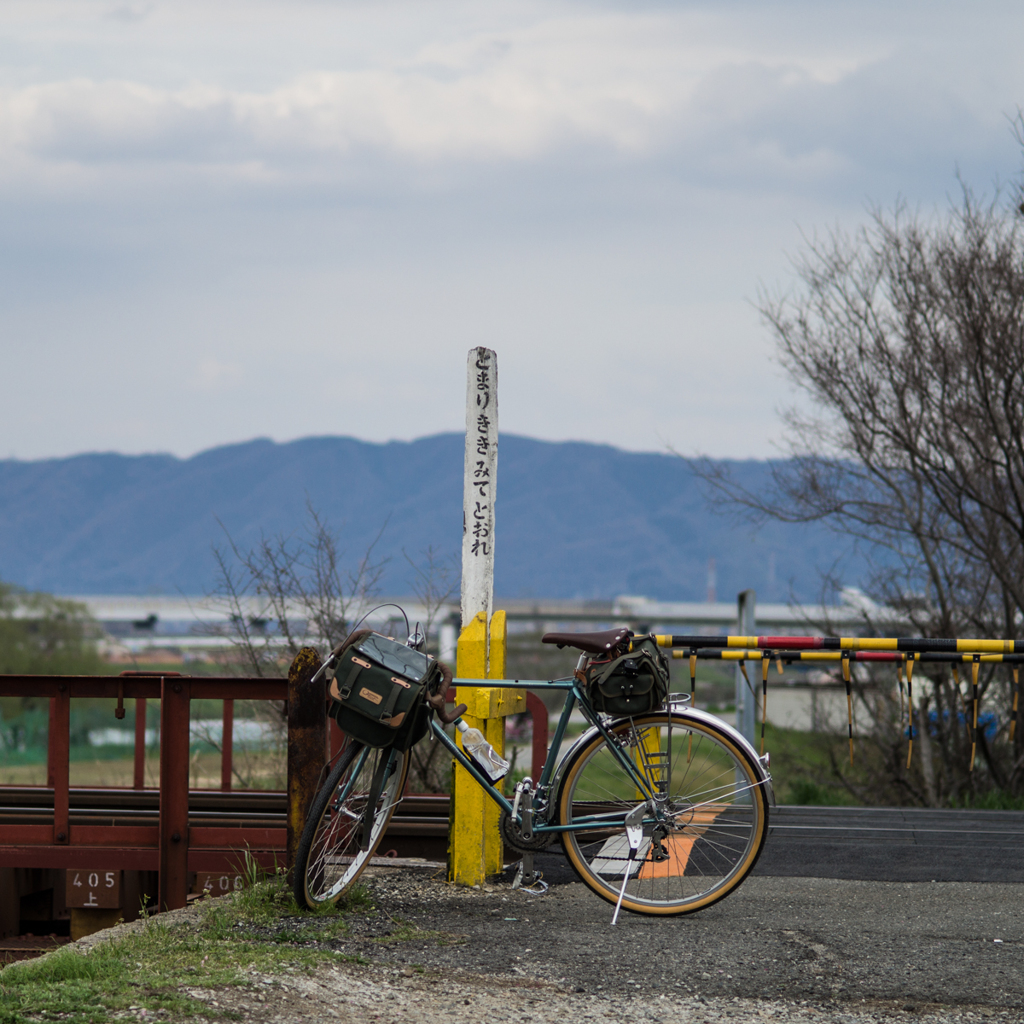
top-left (341, 807), bottom-right (1024, 1014)
top-left (355, 865), bottom-right (1024, 1012)
top-left (756, 806), bottom-right (1024, 883)
top-left (477, 806), bottom-right (1024, 888)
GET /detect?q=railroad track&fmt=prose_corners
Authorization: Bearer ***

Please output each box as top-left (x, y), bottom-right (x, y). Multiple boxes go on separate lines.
top-left (0, 787), bottom-right (451, 857)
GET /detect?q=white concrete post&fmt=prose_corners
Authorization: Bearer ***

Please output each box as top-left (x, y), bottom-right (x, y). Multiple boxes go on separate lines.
top-left (735, 589), bottom-right (756, 744)
top-left (461, 347), bottom-right (498, 652)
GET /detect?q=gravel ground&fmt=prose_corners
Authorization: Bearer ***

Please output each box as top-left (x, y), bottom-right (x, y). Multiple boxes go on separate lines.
top-left (172, 962), bottom-right (1020, 1024)
top-left (73, 858), bottom-right (1024, 1024)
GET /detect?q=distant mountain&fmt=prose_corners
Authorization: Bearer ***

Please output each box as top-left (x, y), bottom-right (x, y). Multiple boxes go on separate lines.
top-left (0, 434), bottom-right (865, 602)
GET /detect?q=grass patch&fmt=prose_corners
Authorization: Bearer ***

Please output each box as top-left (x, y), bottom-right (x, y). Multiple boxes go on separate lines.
top-left (761, 723), bottom-right (860, 806)
top-left (953, 789), bottom-right (1024, 811)
top-left (0, 875), bottom-right (370, 1024)
top-left (763, 721), bottom-right (1024, 809)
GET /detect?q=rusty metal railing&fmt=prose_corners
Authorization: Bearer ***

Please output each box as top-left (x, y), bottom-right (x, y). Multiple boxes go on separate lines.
top-left (0, 672), bottom-right (294, 912)
top-left (0, 662), bottom-right (550, 914)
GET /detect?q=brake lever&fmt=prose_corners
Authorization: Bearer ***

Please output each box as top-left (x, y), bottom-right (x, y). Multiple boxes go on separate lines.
top-left (428, 661), bottom-right (467, 724)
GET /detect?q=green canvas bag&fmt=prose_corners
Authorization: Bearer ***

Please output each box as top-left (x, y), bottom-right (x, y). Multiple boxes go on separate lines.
top-left (584, 636), bottom-right (670, 716)
top-left (327, 631), bottom-right (443, 750)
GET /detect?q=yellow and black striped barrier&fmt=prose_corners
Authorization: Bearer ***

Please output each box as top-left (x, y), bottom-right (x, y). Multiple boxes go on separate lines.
top-left (663, 637), bottom-right (1024, 773)
top-left (655, 633), bottom-right (1024, 654)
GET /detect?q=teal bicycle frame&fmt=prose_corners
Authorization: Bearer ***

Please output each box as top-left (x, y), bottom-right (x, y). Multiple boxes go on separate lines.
top-left (428, 676), bottom-right (676, 835)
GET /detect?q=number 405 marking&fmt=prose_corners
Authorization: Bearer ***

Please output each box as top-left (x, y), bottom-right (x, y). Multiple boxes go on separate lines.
top-left (67, 870), bottom-right (121, 909)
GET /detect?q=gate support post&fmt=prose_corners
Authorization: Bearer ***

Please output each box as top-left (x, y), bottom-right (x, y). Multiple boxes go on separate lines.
top-left (159, 676), bottom-right (190, 912)
top-left (735, 590), bottom-right (757, 745)
top-left (133, 697), bottom-right (147, 790)
top-left (287, 647), bottom-right (326, 876)
top-left (50, 687), bottom-right (70, 846)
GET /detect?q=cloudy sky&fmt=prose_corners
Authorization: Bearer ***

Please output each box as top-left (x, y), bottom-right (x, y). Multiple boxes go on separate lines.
top-left (2, 1), bottom-right (1023, 461)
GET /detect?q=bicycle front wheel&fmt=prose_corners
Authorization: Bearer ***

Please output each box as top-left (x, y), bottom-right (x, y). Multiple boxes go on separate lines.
top-left (294, 741), bottom-right (409, 909)
top-left (557, 711), bottom-right (769, 916)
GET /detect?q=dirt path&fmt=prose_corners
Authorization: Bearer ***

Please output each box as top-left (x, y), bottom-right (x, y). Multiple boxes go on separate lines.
top-left (175, 962), bottom-right (1016, 1024)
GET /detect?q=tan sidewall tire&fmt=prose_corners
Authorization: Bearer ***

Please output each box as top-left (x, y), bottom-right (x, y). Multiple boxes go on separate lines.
top-left (558, 712), bottom-right (768, 916)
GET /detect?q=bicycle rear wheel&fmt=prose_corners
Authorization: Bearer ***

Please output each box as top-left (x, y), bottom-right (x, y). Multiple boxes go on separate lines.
top-left (294, 741), bottom-right (409, 909)
top-left (557, 711), bottom-right (769, 915)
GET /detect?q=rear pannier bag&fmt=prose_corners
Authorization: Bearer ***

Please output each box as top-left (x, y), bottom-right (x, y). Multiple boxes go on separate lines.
top-left (327, 632), bottom-right (442, 750)
top-left (584, 636), bottom-right (670, 716)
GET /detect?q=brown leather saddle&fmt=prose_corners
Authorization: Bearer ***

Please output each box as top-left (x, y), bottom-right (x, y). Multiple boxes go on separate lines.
top-left (541, 627), bottom-right (631, 655)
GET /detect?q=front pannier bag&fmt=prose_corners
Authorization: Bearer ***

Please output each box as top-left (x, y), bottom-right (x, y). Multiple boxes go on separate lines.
top-left (327, 631), bottom-right (442, 749)
top-left (585, 636), bottom-right (670, 716)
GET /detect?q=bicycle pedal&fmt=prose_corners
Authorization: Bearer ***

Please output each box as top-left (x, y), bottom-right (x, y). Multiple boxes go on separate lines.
top-left (512, 867), bottom-right (548, 896)
top-left (511, 859), bottom-right (548, 895)
top-left (520, 879), bottom-right (549, 895)
top-left (511, 860), bottom-right (529, 889)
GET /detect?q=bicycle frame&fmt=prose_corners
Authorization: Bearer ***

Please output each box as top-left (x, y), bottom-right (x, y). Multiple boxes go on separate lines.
top-left (428, 677), bottom-right (677, 835)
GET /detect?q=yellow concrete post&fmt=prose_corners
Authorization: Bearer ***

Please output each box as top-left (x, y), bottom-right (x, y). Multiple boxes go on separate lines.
top-left (451, 611), bottom-right (488, 886)
top-left (482, 610), bottom-right (509, 877)
top-left (634, 728), bottom-right (661, 800)
top-left (449, 609), bottom-right (525, 885)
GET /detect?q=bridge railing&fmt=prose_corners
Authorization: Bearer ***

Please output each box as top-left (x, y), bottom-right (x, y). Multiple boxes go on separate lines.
top-left (0, 672), bottom-right (293, 913)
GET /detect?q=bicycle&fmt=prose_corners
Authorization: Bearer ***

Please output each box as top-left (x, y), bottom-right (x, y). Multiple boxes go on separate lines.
top-left (293, 625), bottom-right (773, 918)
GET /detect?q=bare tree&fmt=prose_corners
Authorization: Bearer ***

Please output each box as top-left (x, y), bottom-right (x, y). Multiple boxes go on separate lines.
top-left (203, 503), bottom-right (388, 788)
top-left (211, 502), bottom-right (388, 677)
top-left (695, 180), bottom-right (1024, 806)
top-left (207, 507), bottom-right (459, 793)
top-left (402, 544), bottom-right (458, 792)
top-left (403, 544), bottom-right (457, 653)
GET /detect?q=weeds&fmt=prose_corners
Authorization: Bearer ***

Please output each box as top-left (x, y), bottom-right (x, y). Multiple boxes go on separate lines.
top-left (0, 874), bottom-right (372, 1024)
top-left (761, 724), bottom-right (860, 806)
top-left (953, 789), bottom-right (1024, 811)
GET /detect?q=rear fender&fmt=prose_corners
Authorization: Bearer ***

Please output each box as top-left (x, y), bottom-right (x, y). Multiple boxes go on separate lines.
top-left (549, 707), bottom-right (774, 808)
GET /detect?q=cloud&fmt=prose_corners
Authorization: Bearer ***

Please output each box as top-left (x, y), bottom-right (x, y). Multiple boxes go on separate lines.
top-left (104, 2), bottom-right (153, 23)
top-left (0, 12), bottom-right (949, 193)
top-left (1, 1), bottom-right (1023, 462)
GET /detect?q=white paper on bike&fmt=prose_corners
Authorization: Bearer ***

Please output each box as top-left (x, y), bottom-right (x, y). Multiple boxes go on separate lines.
top-left (590, 835), bottom-right (650, 877)
top-left (461, 346), bottom-right (498, 636)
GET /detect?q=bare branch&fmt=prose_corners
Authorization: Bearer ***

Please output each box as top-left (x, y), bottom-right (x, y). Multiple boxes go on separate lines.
top-left (691, 175), bottom-right (1024, 805)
